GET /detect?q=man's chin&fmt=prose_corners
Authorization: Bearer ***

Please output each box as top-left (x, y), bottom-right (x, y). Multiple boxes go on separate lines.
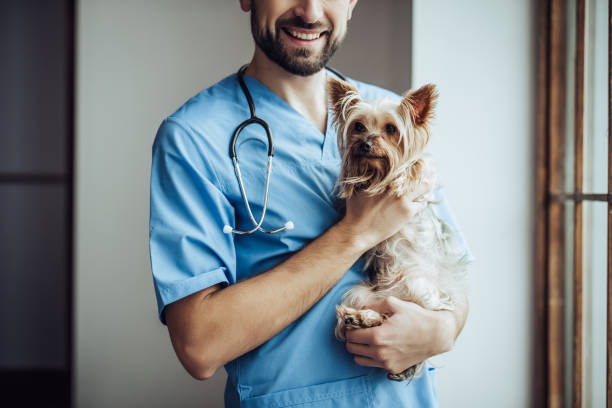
top-left (254, 32), bottom-right (337, 76)
top-left (281, 43), bottom-right (324, 60)
top-left (272, 50), bottom-right (327, 76)
top-left (282, 60), bottom-right (327, 76)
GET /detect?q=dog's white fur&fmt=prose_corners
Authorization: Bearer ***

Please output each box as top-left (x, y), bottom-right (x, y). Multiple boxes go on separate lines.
top-left (328, 77), bottom-right (469, 381)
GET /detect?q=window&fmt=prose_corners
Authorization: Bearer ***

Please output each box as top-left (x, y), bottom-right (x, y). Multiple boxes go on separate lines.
top-left (536, 0), bottom-right (610, 407)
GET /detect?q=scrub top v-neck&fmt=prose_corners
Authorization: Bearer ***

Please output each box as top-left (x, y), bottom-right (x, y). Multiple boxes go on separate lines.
top-left (240, 73), bottom-right (338, 162)
top-left (149, 71), bottom-right (470, 407)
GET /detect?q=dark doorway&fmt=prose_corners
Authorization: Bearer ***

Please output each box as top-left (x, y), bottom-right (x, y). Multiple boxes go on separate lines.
top-left (0, 0), bottom-right (74, 406)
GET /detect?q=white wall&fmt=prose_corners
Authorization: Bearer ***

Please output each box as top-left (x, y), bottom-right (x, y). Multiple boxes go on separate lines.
top-left (75, 1), bottom-right (251, 406)
top-left (76, 0), bottom-right (536, 406)
top-left (412, 1), bottom-right (535, 407)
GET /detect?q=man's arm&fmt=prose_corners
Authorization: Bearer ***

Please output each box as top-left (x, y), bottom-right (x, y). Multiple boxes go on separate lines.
top-left (165, 185), bottom-right (429, 380)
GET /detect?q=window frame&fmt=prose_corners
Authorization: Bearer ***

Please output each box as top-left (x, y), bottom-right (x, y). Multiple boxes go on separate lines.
top-left (535, 0), bottom-right (611, 407)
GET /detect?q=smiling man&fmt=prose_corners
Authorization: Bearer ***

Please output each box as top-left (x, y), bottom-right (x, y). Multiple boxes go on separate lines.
top-left (149, 1), bottom-right (469, 407)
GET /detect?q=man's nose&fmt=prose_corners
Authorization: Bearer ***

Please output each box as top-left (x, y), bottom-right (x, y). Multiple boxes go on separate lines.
top-left (294, 0), bottom-right (324, 24)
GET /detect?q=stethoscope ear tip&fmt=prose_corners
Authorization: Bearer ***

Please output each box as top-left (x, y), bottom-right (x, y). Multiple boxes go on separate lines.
top-left (223, 225), bottom-right (234, 234)
top-left (285, 221), bottom-right (294, 230)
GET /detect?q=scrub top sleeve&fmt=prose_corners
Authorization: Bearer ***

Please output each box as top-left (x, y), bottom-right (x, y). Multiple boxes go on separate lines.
top-left (432, 187), bottom-right (475, 264)
top-left (149, 118), bottom-right (236, 325)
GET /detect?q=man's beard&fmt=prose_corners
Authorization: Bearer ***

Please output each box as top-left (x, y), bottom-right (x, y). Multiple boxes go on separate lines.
top-left (250, 7), bottom-right (344, 76)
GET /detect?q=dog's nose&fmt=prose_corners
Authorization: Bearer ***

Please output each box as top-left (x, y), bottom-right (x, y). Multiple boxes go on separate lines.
top-left (359, 140), bottom-right (372, 154)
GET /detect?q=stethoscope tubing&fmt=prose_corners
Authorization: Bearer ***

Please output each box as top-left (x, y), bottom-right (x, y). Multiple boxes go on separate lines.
top-left (223, 64), bottom-right (345, 235)
top-left (230, 156), bottom-right (281, 235)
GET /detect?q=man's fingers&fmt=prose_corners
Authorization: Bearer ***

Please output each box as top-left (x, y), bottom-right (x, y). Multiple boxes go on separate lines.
top-left (399, 199), bottom-right (427, 219)
top-left (367, 296), bottom-right (402, 315)
top-left (345, 327), bottom-right (373, 344)
top-left (353, 355), bottom-right (385, 369)
top-left (346, 341), bottom-right (376, 359)
top-left (345, 326), bottom-right (385, 345)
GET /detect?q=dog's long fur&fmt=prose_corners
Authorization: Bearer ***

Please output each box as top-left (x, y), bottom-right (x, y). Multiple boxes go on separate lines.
top-left (328, 77), bottom-right (469, 381)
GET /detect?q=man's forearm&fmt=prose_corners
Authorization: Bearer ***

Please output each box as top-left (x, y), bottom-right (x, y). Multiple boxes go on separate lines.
top-left (434, 292), bottom-right (469, 354)
top-left (165, 221), bottom-right (368, 379)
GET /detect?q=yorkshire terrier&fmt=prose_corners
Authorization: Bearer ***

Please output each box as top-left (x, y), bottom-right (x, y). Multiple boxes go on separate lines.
top-left (328, 77), bottom-right (469, 381)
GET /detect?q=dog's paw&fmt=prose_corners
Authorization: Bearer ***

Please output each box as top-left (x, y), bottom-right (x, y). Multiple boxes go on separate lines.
top-left (335, 305), bottom-right (350, 341)
top-left (387, 366), bottom-right (415, 382)
top-left (387, 362), bottom-right (425, 382)
top-left (335, 305), bottom-right (386, 341)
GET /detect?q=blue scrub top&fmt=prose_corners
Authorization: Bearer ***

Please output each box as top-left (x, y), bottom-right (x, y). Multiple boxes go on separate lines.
top-left (149, 71), bottom-right (471, 407)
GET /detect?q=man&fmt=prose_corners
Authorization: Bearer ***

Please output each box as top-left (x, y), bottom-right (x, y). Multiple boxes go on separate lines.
top-left (149, 0), bottom-right (470, 406)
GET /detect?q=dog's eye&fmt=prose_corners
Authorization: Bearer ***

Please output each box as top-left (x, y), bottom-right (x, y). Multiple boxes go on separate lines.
top-left (385, 124), bottom-right (397, 135)
top-left (354, 121), bottom-right (365, 132)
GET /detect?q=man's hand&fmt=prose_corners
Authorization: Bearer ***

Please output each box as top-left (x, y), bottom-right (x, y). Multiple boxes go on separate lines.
top-left (344, 295), bottom-right (468, 375)
top-left (339, 183), bottom-right (431, 252)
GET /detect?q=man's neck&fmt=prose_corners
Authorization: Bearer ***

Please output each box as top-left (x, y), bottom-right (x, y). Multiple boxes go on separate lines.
top-left (245, 49), bottom-right (329, 134)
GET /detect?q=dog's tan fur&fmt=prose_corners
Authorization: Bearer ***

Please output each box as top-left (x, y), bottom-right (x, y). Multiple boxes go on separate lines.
top-left (328, 77), bottom-right (468, 381)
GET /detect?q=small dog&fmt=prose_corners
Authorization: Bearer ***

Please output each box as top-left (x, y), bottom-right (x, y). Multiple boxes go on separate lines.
top-left (328, 77), bottom-right (469, 381)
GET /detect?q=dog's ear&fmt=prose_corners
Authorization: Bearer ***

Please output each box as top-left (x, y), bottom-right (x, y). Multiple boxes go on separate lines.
top-left (399, 84), bottom-right (438, 127)
top-left (327, 76), bottom-right (360, 125)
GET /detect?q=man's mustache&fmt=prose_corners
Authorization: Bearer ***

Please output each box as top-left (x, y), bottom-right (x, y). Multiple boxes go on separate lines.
top-left (277, 16), bottom-right (331, 32)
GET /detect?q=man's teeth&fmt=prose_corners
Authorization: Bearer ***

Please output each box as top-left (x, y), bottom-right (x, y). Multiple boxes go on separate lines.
top-left (289, 31), bottom-right (322, 40)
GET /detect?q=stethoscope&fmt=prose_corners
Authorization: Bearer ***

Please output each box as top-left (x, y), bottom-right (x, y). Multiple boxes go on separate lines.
top-left (222, 64), bottom-right (346, 235)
